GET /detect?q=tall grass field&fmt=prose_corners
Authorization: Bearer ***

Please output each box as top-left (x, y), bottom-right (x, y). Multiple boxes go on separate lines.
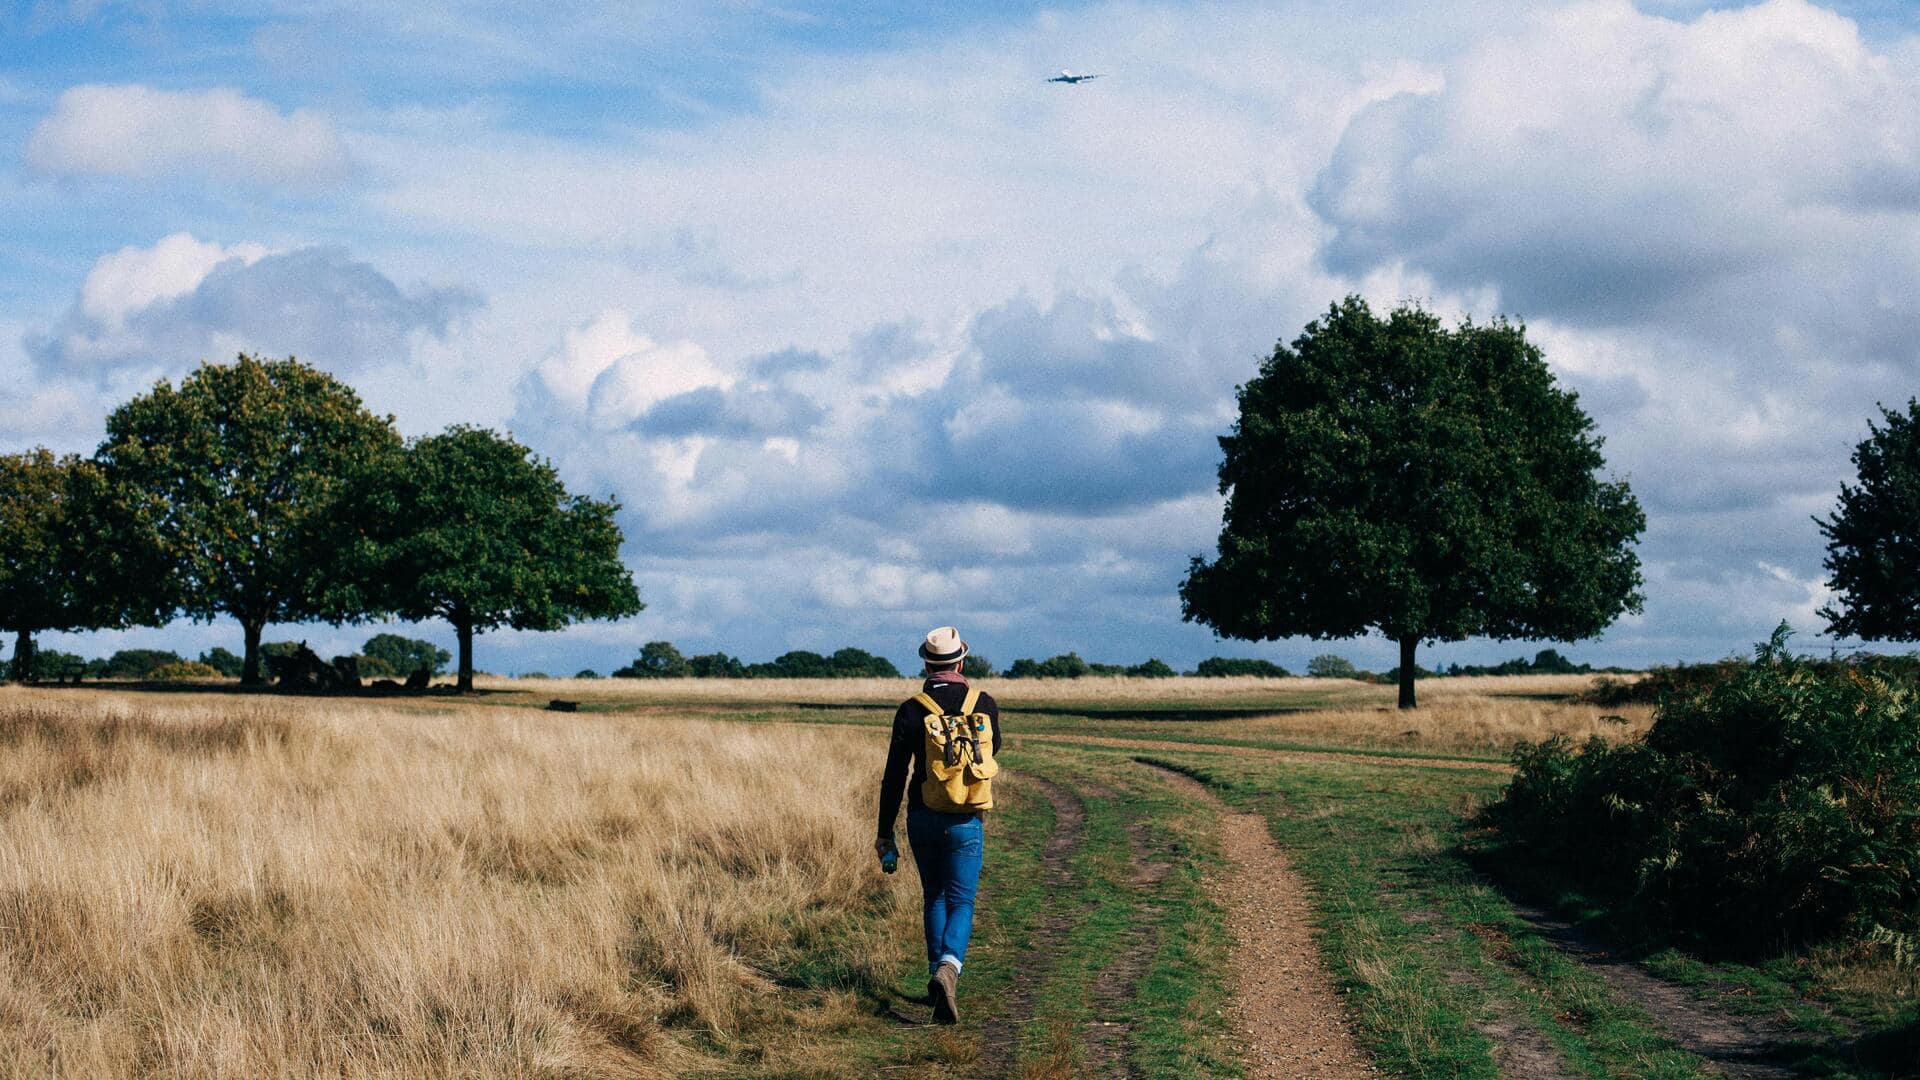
top-left (0, 673), bottom-right (1906, 1077)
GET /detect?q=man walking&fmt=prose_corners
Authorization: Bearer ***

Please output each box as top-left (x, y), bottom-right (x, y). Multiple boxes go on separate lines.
top-left (876, 626), bottom-right (1003, 1024)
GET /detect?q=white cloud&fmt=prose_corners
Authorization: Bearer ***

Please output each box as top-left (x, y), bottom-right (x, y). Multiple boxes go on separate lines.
top-left (1312, 0), bottom-right (1920, 339)
top-left (532, 310), bottom-right (733, 429)
top-left (79, 232), bottom-right (270, 326)
top-left (26, 84), bottom-right (352, 187)
top-left (28, 234), bottom-right (480, 378)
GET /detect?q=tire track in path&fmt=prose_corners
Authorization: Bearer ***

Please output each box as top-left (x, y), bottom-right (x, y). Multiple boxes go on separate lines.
top-left (1139, 762), bottom-right (1377, 1079)
top-left (1081, 787), bottom-right (1168, 1080)
top-left (980, 771), bottom-right (1084, 1078)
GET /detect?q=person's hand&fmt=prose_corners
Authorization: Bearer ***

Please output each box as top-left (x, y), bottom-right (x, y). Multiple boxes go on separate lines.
top-left (874, 836), bottom-right (895, 860)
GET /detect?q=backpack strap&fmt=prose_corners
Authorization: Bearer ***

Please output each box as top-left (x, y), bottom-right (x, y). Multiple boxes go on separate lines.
top-left (913, 692), bottom-right (944, 717)
top-left (961, 687), bottom-right (982, 715)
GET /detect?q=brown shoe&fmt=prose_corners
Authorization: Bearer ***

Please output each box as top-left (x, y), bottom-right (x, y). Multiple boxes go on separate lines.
top-left (930, 962), bottom-right (960, 1024)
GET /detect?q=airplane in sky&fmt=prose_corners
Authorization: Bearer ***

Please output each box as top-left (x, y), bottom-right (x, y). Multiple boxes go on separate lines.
top-left (1048, 69), bottom-right (1103, 84)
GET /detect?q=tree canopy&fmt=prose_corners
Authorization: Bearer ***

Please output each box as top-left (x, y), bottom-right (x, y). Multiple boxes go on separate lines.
top-left (1180, 297), bottom-right (1644, 708)
top-left (1819, 400), bottom-right (1920, 641)
top-left (95, 354), bottom-right (402, 683)
top-left (0, 450), bottom-right (101, 681)
top-left (351, 425), bottom-right (641, 691)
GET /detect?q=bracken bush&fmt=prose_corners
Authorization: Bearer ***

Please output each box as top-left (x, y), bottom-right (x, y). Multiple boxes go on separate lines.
top-left (1488, 626), bottom-right (1920, 954)
top-left (147, 660), bottom-right (223, 681)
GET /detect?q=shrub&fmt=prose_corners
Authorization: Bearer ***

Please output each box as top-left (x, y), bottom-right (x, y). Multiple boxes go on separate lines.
top-left (198, 647), bottom-right (244, 677)
top-left (1194, 656), bottom-right (1290, 678)
top-left (7, 648), bottom-right (89, 682)
top-left (961, 655), bottom-right (992, 678)
top-left (149, 660), bottom-right (222, 681)
top-left (362, 633), bottom-right (452, 677)
top-left (102, 649), bottom-right (186, 679)
top-left (745, 650), bottom-right (830, 678)
top-left (1579, 659), bottom-right (1742, 706)
top-left (1439, 649), bottom-right (1598, 677)
top-left (574, 669), bottom-right (602, 679)
top-left (354, 654), bottom-right (397, 679)
top-left (614, 641), bottom-right (691, 678)
top-left (740, 649), bottom-right (902, 678)
top-left (1306, 654), bottom-right (1360, 679)
top-left (1005, 653), bottom-right (1092, 679)
top-left (687, 652), bottom-right (746, 678)
top-left (1126, 658), bottom-right (1177, 678)
top-left (826, 647), bottom-right (901, 678)
top-left (1487, 625), bottom-right (1920, 954)
top-left (1375, 664), bottom-right (1437, 684)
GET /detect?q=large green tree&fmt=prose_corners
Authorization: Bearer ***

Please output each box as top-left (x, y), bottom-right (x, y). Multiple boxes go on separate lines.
top-left (1819, 400), bottom-right (1920, 641)
top-left (0, 451), bottom-right (111, 682)
top-left (95, 354), bottom-right (403, 684)
top-left (1180, 297), bottom-right (1645, 709)
top-left (351, 425), bottom-right (642, 692)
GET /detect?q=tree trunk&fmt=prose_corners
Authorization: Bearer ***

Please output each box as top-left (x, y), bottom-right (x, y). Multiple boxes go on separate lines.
top-left (456, 619), bottom-right (475, 693)
top-left (11, 629), bottom-right (33, 685)
top-left (1398, 636), bottom-right (1418, 710)
top-left (241, 618), bottom-right (266, 686)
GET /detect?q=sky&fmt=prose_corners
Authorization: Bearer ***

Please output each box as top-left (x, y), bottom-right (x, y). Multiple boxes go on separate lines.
top-left (6, 0), bottom-right (1920, 676)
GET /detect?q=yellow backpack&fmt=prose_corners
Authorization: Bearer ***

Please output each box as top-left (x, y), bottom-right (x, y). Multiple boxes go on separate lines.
top-left (915, 688), bottom-right (998, 812)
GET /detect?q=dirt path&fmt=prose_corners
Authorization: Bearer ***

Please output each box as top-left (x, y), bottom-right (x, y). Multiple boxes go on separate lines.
top-left (1510, 903), bottom-right (1805, 1079)
top-left (1141, 762), bottom-right (1376, 1078)
top-left (980, 771), bottom-right (1084, 1077)
top-left (1020, 731), bottom-right (1512, 774)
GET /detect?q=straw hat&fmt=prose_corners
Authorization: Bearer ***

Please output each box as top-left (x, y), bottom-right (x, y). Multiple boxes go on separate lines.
top-left (919, 626), bottom-right (969, 665)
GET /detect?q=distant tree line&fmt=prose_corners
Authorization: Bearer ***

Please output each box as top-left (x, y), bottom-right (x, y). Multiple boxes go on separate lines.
top-left (1289, 647), bottom-right (1626, 685)
top-left (599, 643), bottom-right (1306, 680)
top-left (0, 354), bottom-right (638, 691)
top-left (3, 633), bottom-right (457, 684)
top-left (608, 641), bottom-right (905, 679)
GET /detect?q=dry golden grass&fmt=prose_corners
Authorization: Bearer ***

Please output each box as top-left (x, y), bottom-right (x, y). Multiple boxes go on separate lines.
top-left (1179, 695), bottom-right (1654, 757)
top-left (0, 686), bottom-right (911, 1079)
top-left (486, 673), bottom-right (1647, 758)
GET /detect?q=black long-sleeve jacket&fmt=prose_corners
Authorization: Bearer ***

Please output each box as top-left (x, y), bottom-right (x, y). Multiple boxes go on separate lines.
top-left (876, 678), bottom-right (1003, 838)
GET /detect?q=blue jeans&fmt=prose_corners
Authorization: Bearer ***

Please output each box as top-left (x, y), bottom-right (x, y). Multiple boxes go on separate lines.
top-left (906, 805), bottom-right (984, 974)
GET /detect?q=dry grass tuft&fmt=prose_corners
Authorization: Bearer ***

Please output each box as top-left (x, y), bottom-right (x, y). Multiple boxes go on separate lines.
top-left (0, 686), bottom-right (911, 1078)
top-left (1009, 1022), bottom-right (1082, 1079)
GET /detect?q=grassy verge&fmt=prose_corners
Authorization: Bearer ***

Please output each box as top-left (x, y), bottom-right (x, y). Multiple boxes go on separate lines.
top-left (1474, 844), bottom-right (1920, 1078)
top-left (1143, 752), bottom-right (1719, 1078)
